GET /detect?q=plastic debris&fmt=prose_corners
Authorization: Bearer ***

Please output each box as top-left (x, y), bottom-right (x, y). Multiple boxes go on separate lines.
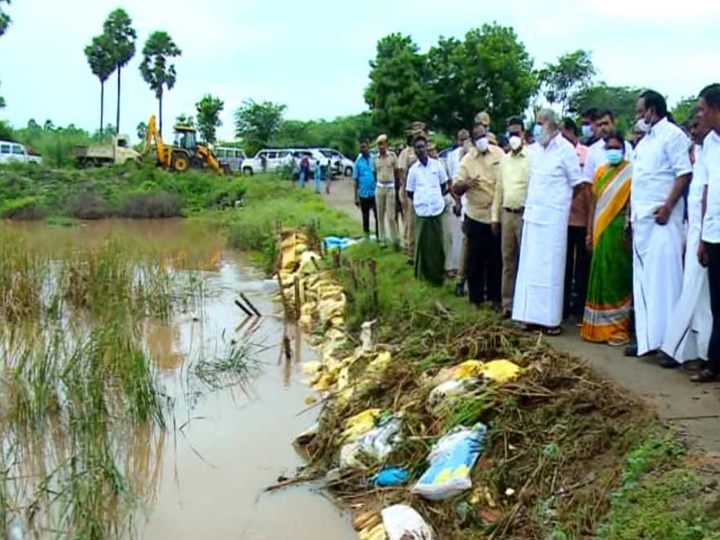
top-left (411, 423), bottom-right (488, 501)
top-left (381, 504), bottom-right (435, 540)
top-left (373, 467), bottom-right (410, 487)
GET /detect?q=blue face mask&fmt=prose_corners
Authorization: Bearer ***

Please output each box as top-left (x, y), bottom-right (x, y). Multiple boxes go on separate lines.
top-left (581, 124), bottom-right (593, 138)
top-left (533, 124), bottom-right (543, 139)
top-left (606, 149), bottom-right (624, 165)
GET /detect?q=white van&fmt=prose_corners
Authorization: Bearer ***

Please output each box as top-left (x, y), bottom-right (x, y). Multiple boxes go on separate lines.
top-left (214, 147), bottom-right (246, 172)
top-left (0, 140), bottom-right (42, 165)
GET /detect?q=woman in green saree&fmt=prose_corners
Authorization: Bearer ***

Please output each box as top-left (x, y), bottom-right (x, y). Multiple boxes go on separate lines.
top-left (580, 132), bottom-right (633, 346)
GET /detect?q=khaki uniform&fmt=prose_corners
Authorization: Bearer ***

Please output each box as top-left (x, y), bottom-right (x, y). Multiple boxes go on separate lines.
top-left (398, 146), bottom-right (419, 259)
top-left (374, 151), bottom-right (399, 244)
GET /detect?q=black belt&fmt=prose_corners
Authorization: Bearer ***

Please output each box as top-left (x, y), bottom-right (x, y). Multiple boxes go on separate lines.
top-left (503, 207), bottom-right (524, 214)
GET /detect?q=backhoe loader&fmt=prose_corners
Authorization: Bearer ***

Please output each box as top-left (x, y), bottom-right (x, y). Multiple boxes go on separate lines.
top-left (143, 115), bottom-right (231, 174)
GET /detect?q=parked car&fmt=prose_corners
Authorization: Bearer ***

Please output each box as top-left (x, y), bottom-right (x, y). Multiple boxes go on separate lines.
top-left (317, 148), bottom-right (354, 177)
top-left (214, 146), bottom-right (246, 173)
top-left (0, 140), bottom-right (42, 165)
top-left (241, 148), bottom-right (295, 175)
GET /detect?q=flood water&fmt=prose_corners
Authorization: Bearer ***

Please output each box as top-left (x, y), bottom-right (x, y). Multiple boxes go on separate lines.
top-left (2, 219), bottom-right (355, 540)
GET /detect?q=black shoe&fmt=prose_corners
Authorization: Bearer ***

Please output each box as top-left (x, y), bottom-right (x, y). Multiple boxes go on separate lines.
top-left (502, 310), bottom-right (512, 320)
top-left (657, 354), bottom-right (680, 369)
top-left (624, 344), bottom-right (638, 357)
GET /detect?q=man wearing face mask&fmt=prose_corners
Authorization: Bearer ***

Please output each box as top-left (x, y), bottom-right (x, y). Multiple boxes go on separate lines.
top-left (512, 109), bottom-right (588, 335)
top-left (452, 122), bottom-right (503, 308)
top-left (627, 90), bottom-right (693, 359)
top-left (580, 108), bottom-right (600, 145)
top-left (659, 107), bottom-right (711, 369)
top-left (560, 118), bottom-right (592, 324)
top-left (491, 116), bottom-right (530, 318)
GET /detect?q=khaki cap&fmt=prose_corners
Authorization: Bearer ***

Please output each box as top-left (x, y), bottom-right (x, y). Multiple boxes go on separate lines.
top-left (376, 134), bottom-right (388, 144)
top-left (406, 120), bottom-right (427, 133)
top-left (475, 111), bottom-right (490, 125)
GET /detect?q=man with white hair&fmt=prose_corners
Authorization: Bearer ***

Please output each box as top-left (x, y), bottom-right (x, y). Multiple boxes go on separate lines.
top-left (512, 109), bottom-right (588, 334)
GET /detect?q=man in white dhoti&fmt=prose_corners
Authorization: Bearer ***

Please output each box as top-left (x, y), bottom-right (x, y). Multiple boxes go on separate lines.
top-left (444, 129), bottom-right (469, 278)
top-left (694, 83), bottom-right (720, 383)
top-left (626, 90), bottom-right (693, 358)
top-left (512, 109), bottom-right (587, 335)
top-left (659, 109), bottom-right (711, 368)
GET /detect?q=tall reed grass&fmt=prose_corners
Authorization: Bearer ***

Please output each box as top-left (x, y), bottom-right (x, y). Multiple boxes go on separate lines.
top-left (0, 225), bottom-right (228, 539)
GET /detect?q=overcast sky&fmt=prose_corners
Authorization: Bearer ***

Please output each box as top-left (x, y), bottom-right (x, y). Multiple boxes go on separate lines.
top-left (1, 0), bottom-right (719, 141)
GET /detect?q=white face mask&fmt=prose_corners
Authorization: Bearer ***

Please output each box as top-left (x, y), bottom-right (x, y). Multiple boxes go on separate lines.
top-left (540, 129), bottom-right (553, 146)
top-left (635, 118), bottom-right (650, 132)
top-left (509, 135), bottom-right (522, 150)
top-left (475, 137), bottom-right (489, 152)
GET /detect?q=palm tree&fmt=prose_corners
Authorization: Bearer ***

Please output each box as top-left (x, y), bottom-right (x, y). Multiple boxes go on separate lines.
top-left (0, 0), bottom-right (10, 38)
top-left (139, 31), bottom-right (181, 136)
top-left (103, 8), bottom-right (136, 134)
top-left (84, 35), bottom-right (115, 135)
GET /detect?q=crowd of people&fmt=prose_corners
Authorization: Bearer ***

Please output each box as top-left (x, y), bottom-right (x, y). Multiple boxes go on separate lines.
top-left (349, 85), bottom-right (720, 384)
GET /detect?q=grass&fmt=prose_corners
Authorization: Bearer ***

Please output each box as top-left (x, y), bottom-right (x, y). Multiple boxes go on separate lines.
top-left (0, 161), bottom-right (247, 220)
top-left (218, 179), bottom-right (720, 538)
top-left (0, 224), bottom-right (257, 538)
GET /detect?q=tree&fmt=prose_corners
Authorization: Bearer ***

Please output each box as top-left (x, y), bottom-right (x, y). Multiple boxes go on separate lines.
top-left (84, 35), bottom-right (115, 135)
top-left (0, 0), bottom-right (10, 109)
top-left (364, 33), bottom-right (430, 136)
top-left (273, 113), bottom-right (373, 158)
top-left (568, 84), bottom-right (641, 130)
top-left (0, 0), bottom-right (10, 38)
top-left (175, 113), bottom-right (195, 127)
top-left (540, 50), bottom-right (596, 114)
top-left (139, 31), bottom-right (181, 136)
top-left (426, 36), bottom-right (465, 133)
top-left (671, 96), bottom-right (698, 125)
top-left (195, 94), bottom-right (224, 144)
top-left (234, 99), bottom-right (286, 155)
top-left (136, 121), bottom-right (148, 142)
top-left (103, 8), bottom-right (137, 133)
top-left (454, 24), bottom-right (538, 133)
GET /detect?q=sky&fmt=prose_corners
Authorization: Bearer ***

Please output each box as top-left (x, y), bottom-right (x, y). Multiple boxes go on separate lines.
top-left (1, 0), bottom-right (719, 142)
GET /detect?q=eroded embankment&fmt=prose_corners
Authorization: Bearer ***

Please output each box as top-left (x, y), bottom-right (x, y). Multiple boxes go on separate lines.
top-left (273, 226), bottom-right (720, 540)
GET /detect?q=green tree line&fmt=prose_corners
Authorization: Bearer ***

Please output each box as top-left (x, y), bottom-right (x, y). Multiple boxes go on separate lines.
top-left (1, 8), bottom-right (698, 163)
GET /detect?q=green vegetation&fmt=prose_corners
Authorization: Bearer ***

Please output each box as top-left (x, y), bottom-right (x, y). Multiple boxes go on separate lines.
top-left (0, 224), bottom-right (255, 538)
top-left (0, 162), bottom-right (245, 219)
top-left (221, 178), bottom-right (720, 538)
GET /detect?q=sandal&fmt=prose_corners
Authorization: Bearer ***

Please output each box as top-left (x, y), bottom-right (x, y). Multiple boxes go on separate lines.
top-left (543, 326), bottom-right (562, 336)
top-left (608, 336), bottom-right (629, 348)
top-left (690, 369), bottom-right (720, 383)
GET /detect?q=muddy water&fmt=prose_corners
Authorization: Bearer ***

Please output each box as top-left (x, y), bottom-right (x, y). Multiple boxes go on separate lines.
top-left (6, 220), bottom-right (355, 540)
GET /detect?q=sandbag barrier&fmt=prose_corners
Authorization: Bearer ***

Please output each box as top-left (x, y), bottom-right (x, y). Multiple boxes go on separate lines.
top-left (272, 225), bottom-right (654, 540)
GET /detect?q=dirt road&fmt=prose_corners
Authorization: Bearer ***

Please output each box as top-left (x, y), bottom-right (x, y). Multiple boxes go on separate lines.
top-left (324, 177), bottom-right (720, 452)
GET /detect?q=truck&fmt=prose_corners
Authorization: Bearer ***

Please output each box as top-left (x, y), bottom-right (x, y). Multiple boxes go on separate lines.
top-left (74, 135), bottom-right (141, 168)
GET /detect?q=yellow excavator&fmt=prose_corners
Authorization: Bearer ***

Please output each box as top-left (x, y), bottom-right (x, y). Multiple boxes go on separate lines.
top-left (143, 114), bottom-right (231, 174)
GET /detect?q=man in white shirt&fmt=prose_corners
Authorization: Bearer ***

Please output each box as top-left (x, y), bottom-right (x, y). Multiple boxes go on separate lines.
top-left (583, 109), bottom-right (634, 184)
top-left (694, 83), bottom-right (720, 382)
top-left (406, 133), bottom-right (449, 286)
top-left (660, 108), bottom-right (711, 368)
top-left (512, 109), bottom-right (587, 334)
top-left (627, 90), bottom-right (693, 358)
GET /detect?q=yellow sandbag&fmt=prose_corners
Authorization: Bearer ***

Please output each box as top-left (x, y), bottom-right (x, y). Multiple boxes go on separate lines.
top-left (480, 359), bottom-right (520, 384)
top-left (365, 351), bottom-right (391, 375)
top-left (301, 361), bottom-right (322, 376)
top-left (342, 408), bottom-right (381, 441)
top-left (433, 360), bottom-right (485, 385)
